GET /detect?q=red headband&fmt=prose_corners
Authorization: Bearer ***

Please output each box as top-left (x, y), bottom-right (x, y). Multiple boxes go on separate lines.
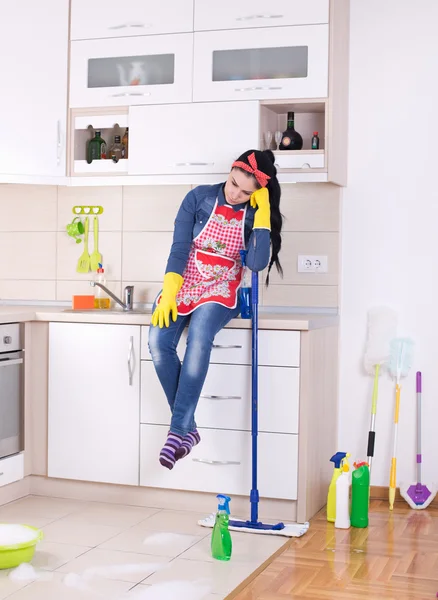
top-left (232, 152), bottom-right (271, 188)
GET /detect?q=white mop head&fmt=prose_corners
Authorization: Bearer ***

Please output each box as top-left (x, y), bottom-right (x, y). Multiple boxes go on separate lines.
top-left (198, 514), bottom-right (309, 538)
top-left (363, 307), bottom-right (398, 375)
top-left (389, 337), bottom-right (414, 380)
top-left (400, 482), bottom-right (437, 510)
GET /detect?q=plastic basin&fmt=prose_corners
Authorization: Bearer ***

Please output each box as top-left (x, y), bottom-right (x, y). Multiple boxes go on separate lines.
top-left (0, 525), bottom-right (43, 570)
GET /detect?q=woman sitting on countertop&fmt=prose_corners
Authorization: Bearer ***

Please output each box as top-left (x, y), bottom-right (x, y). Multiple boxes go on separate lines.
top-left (148, 149), bottom-right (283, 469)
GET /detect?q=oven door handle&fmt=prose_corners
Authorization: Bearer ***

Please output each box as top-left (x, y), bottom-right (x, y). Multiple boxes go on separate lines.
top-left (0, 359), bottom-right (23, 367)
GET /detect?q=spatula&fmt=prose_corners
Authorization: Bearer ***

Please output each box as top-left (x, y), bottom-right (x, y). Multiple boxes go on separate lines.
top-left (76, 216), bottom-right (90, 273)
top-left (90, 216), bottom-right (102, 272)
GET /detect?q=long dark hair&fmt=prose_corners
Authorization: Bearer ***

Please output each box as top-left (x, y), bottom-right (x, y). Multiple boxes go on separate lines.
top-left (233, 149), bottom-right (283, 284)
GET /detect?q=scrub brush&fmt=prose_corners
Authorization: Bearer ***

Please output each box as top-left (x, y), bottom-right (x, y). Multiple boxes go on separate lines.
top-left (388, 337), bottom-right (414, 510)
top-left (363, 307), bottom-right (398, 477)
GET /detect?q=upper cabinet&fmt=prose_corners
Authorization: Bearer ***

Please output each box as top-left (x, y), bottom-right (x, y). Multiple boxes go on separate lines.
top-left (194, 0), bottom-right (329, 31)
top-left (0, 0), bottom-right (69, 179)
top-left (193, 25), bottom-right (329, 102)
top-left (71, 0), bottom-right (194, 40)
top-left (70, 34), bottom-right (193, 108)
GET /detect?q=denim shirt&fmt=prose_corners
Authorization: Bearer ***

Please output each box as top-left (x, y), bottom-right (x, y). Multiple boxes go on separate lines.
top-left (165, 183), bottom-right (271, 276)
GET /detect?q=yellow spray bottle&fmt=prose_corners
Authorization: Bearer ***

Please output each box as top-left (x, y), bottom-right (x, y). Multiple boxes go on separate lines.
top-left (327, 452), bottom-right (350, 522)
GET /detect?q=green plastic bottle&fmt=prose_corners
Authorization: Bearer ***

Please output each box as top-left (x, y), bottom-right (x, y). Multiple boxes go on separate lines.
top-left (211, 494), bottom-right (232, 561)
top-left (351, 462), bottom-right (370, 528)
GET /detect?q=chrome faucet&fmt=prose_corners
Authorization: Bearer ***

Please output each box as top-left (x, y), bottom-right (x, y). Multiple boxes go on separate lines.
top-left (90, 282), bottom-right (134, 311)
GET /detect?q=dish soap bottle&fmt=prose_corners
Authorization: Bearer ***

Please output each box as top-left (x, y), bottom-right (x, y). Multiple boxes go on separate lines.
top-left (94, 263), bottom-right (111, 309)
top-left (351, 461), bottom-right (370, 528)
top-left (327, 452), bottom-right (349, 522)
top-left (335, 458), bottom-right (350, 529)
top-left (239, 250), bottom-right (252, 319)
top-left (211, 494), bottom-right (232, 561)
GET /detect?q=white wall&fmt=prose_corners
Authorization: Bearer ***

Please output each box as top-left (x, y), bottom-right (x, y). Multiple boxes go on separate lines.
top-left (339, 0), bottom-right (438, 486)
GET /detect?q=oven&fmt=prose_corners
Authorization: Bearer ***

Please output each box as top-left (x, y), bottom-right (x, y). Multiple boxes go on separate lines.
top-left (0, 324), bottom-right (24, 459)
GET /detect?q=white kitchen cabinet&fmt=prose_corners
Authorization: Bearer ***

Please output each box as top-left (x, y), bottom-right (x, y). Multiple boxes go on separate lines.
top-left (195, 0), bottom-right (329, 31)
top-left (140, 424), bottom-right (298, 500)
top-left (0, 0), bottom-right (68, 178)
top-left (71, 0), bottom-right (194, 41)
top-left (129, 101), bottom-right (260, 176)
top-left (70, 34), bottom-right (193, 108)
top-left (193, 25), bottom-right (329, 102)
top-left (48, 323), bottom-right (141, 486)
top-left (141, 361), bottom-right (300, 434)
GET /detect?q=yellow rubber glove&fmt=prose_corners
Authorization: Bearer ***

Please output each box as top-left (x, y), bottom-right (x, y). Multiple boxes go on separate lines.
top-left (151, 272), bottom-right (184, 328)
top-left (250, 187), bottom-right (271, 230)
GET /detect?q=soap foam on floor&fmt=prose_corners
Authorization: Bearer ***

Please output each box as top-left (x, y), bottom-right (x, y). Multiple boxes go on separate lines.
top-left (126, 580), bottom-right (212, 600)
top-left (9, 563), bottom-right (53, 583)
top-left (83, 562), bottom-right (167, 579)
top-left (142, 532), bottom-right (192, 546)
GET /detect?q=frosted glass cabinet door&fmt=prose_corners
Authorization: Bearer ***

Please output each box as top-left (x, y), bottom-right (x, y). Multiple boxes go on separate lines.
top-left (71, 0), bottom-right (194, 40)
top-left (193, 25), bottom-right (329, 102)
top-left (194, 0), bottom-right (329, 31)
top-left (70, 34), bottom-right (193, 107)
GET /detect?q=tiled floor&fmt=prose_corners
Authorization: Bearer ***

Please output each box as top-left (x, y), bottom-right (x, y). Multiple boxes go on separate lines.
top-left (0, 496), bottom-right (288, 599)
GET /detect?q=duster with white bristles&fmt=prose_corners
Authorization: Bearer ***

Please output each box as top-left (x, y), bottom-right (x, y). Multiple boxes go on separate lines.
top-left (363, 308), bottom-right (398, 477)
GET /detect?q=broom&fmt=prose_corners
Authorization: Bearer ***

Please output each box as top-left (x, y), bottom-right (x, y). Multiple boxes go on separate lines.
top-left (363, 308), bottom-right (397, 478)
top-left (400, 372), bottom-right (436, 509)
top-left (388, 337), bottom-right (414, 510)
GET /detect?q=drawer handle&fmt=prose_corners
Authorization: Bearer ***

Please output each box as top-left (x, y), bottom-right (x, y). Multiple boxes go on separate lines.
top-left (212, 344), bottom-right (242, 349)
top-left (200, 395), bottom-right (241, 400)
top-left (108, 23), bottom-right (150, 30)
top-left (175, 162), bottom-right (214, 167)
top-left (301, 163), bottom-right (311, 169)
top-left (110, 92), bottom-right (151, 98)
top-left (234, 86), bottom-right (283, 92)
top-left (236, 14), bottom-right (284, 21)
top-left (192, 458), bottom-right (241, 466)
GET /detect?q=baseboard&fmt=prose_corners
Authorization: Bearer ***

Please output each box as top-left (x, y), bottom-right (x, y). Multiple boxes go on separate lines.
top-left (370, 485), bottom-right (438, 507)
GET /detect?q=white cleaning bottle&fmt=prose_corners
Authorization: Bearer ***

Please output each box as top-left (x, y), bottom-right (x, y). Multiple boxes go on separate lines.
top-left (335, 460), bottom-right (350, 529)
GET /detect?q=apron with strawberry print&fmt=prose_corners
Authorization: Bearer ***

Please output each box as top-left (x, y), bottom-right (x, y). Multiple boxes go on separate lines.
top-left (175, 199), bottom-right (246, 315)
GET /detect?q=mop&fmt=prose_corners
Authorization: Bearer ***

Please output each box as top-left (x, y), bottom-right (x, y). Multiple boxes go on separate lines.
top-left (388, 337), bottom-right (414, 511)
top-left (400, 372), bottom-right (436, 509)
top-left (198, 271), bottom-right (309, 537)
top-left (363, 308), bottom-right (398, 477)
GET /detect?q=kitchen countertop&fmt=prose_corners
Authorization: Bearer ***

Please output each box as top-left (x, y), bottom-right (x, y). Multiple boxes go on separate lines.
top-left (0, 305), bottom-right (338, 331)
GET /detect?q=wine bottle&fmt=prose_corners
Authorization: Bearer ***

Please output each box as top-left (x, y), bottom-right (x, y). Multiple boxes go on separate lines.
top-left (87, 130), bottom-right (107, 163)
top-left (279, 112), bottom-right (303, 151)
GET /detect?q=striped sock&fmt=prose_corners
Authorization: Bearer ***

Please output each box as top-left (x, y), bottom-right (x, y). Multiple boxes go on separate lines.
top-left (175, 430), bottom-right (201, 461)
top-left (159, 432), bottom-right (184, 470)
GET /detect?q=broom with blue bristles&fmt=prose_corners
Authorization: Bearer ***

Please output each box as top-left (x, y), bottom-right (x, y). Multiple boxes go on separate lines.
top-left (388, 337), bottom-right (414, 510)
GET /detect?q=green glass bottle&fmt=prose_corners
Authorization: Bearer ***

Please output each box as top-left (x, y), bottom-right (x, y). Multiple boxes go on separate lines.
top-left (351, 462), bottom-right (370, 528)
top-left (87, 130), bottom-right (107, 164)
top-left (211, 494), bottom-right (232, 561)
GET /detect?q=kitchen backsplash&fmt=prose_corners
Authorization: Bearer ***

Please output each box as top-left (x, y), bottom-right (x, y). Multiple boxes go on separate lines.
top-left (0, 183), bottom-right (340, 308)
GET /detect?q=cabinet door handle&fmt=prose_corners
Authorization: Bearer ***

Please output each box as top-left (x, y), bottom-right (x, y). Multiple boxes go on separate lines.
top-left (127, 336), bottom-right (134, 386)
top-left (108, 23), bottom-right (150, 30)
top-left (236, 14), bottom-right (284, 21)
top-left (175, 162), bottom-right (214, 167)
top-left (111, 92), bottom-right (151, 98)
top-left (57, 120), bottom-right (62, 165)
top-left (192, 458), bottom-right (241, 466)
top-left (200, 394), bottom-right (241, 400)
top-left (234, 86), bottom-right (283, 92)
top-left (212, 344), bottom-right (242, 349)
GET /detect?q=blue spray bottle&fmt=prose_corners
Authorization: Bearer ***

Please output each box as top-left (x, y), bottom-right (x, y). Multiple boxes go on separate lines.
top-left (239, 250), bottom-right (252, 319)
top-left (211, 494), bottom-right (232, 561)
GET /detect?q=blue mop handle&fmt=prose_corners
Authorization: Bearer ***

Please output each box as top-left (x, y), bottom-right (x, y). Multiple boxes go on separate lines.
top-left (250, 269), bottom-right (259, 524)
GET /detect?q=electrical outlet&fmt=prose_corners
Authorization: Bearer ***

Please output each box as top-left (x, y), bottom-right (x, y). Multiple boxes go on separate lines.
top-left (297, 255), bottom-right (328, 273)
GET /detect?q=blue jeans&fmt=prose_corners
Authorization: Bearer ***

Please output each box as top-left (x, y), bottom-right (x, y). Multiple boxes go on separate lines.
top-left (148, 302), bottom-right (240, 436)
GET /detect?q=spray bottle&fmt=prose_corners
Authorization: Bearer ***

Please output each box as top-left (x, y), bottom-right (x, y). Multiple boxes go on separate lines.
top-left (351, 461), bottom-right (370, 528)
top-left (239, 250), bottom-right (252, 319)
top-left (211, 494), bottom-right (232, 561)
top-left (327, 452), bottom-right (350, 522)
top-left (335, 457), bottom-right (350, 529)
